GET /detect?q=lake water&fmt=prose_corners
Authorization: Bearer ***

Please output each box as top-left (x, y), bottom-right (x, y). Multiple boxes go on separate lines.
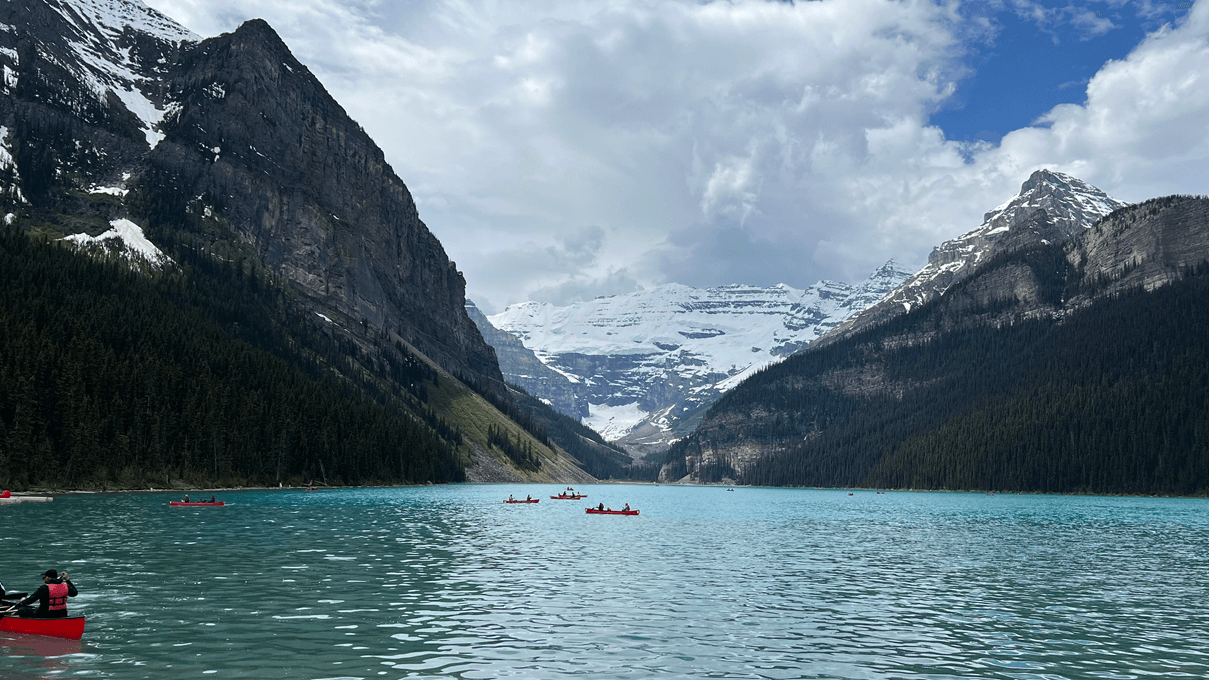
top-left (1, 485), bottom-right (1207, 679)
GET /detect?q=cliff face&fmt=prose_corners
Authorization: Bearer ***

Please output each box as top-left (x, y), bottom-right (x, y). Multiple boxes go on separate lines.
top-left (149, 19), bottom-right (503, 389)
top-left (0, 3), bottom-right (503, 394)
top-left (466, 300), bottom-right (590, 418)
top-left (1073, 195), bottom-right (1209, 298)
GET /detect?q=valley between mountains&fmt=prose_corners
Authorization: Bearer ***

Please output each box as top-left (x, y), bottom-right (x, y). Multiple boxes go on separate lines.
top-left (1, 0), bottom-right (1207, 496)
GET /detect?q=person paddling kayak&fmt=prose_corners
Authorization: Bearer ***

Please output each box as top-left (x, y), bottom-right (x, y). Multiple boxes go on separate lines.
top-left (17, 569), bottom-right (77, 618)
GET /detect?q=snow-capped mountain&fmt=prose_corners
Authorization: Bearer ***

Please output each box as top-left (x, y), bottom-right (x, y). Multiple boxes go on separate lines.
top-left (484, 261), bottom-right (912, 457)
top-left (824, 169), bottom-right (1129, 341)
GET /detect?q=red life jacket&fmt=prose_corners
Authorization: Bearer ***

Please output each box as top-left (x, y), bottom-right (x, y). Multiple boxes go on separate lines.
top-left (47, 582), bottom-right (69, 612)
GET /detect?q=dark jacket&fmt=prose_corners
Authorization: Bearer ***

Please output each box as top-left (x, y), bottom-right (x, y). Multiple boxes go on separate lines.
top-left (18, 579), bottom-right (78, 617)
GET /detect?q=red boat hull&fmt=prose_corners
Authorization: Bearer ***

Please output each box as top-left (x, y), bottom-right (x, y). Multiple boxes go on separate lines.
top-left (550, 495), bottom-right (587, 500)
top-left (585, 508), bottom-right (639, 515)
top-left (504, 499), bottom-right (539, 504)
top-left (169, 501), bottom-right (225, 506)
top-left (0, 616), bottom-right (85, 640)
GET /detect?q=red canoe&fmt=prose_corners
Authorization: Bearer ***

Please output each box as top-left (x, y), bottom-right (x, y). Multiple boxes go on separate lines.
top-left (504, 499), bottom-right (539, 504)
top-left (550, 494), bottom-right (587, 500)
top-left (585, 508), bottom-right (639, 515)
top-left (0, 616), bottom-right (86, 640)
top-left (169, 501), bottom-right (225, 506)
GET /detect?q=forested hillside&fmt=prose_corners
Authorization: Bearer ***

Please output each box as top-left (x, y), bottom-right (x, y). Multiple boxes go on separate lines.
top-left (0, 227), bottom-right (470, 490)
top-left (662, 233), bottom-right (1209, 495)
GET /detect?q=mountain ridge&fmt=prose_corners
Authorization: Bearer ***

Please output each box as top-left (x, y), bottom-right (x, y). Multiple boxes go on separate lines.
top-left (480, 261), bottom-right (912, 457)
top-left (658, 187), bottom-right (1209, 492)
top-left (821, 169), bottom-right (1129, 343)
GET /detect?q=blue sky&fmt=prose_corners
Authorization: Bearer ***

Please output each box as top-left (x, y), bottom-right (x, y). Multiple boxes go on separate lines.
top-left (147, 0), bottom-right (1209, 313)
top-left (935, 2), bottom-right (1190, 144)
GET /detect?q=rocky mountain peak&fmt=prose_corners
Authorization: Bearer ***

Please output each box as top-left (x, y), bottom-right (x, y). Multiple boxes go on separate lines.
top-left (980, 169), bottom-right (1126, 242)
top-left (821, 170), bottom-right (1128, 343)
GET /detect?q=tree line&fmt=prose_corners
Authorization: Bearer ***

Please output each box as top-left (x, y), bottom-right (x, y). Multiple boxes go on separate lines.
top-left (0, 227), bottom-right (466, 490)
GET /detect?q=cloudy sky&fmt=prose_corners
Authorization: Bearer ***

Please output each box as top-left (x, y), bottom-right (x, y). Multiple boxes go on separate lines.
top-left (143, 0), bottom-right (1209, 314)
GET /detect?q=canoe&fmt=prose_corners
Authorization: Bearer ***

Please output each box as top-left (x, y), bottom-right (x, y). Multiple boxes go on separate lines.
top-left (0, 615), bottom-right (86, 640)
top-left (550, 495), bottom-right (587, 500)
top-left (585, 508), bottom-right (639, 515)
top-left (503, 499), bottom-right (539, 504)
top-left (169, 501), bottom-right (225, 506)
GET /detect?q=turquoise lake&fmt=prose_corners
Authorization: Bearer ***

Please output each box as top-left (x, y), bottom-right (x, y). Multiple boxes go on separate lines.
top-left (1, 485), bottom-right (1207, 678)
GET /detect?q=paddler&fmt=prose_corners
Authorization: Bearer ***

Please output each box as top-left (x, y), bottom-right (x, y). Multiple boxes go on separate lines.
top-left (17, 569), bottom-right (77, 618)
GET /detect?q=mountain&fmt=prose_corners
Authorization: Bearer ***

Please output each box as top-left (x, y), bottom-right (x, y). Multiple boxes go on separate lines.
top-left (822, 170), bottom-right (1129, 343)
top-left (658, 189), bottom-right (1209, 495)
top-left (466, 300), bottom-right (590, 419)
top-left (0, 0), bottom-right (593, 487)
top-left (484, 262), bottom-right (912, 458)
top-left (2, 0), bottom-right (503, 392)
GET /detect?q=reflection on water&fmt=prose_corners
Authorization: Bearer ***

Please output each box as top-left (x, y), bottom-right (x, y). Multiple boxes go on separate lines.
top-left (1, 486), bottom-right (1208, 678)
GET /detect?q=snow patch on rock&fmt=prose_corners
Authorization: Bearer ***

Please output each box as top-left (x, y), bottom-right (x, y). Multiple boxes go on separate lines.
top-left (584, 402), bottom-right (650, 442)
top-left (62, 218), bottom-right (171, 267)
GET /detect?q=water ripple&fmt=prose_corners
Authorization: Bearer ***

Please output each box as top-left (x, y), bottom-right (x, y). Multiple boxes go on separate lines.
top-left (2, 487), bottom-right (1208, 678)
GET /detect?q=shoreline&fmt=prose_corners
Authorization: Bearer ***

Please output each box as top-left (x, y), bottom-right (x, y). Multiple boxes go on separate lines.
top-left (13, 481), bottom-right (1208, 500)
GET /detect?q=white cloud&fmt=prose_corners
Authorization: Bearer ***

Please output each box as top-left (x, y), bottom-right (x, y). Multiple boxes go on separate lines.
top-left (142, 0), bottom-right (1209, 307)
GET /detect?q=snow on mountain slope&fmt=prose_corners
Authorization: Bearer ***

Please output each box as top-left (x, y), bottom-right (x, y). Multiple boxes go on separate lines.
top-left (62, 217), bottom-right (171, 266)
top-left (487, 261), bottom-right (911, 456)
top-left (29, 0), bottom-right (197, 147)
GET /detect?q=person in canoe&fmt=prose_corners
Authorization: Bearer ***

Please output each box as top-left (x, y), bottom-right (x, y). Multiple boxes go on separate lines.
top-left (623, 503), bottom-right (630, 512)
top-left (509, 494), bottom-right (515, 501)
top-left (526, 495), bottom-right (532, 501)
top-left (17, 569), bottom-right (77, 618)
top-left (183, 494), bottom-right (190, 503)
top-left (209, 495), bottom-right (216, 503)
top-left (597, 502), bottom-right (605, 511)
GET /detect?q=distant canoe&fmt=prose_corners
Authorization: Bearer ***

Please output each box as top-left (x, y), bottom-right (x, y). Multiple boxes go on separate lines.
top-left (550, 494), bottom-right (587, 500)
top-left (504, 499), bottom-right (539, 504)
top-left (585, 508), bottom-right (638, 516)
top-left (169, 501), bottom-right (225, 506)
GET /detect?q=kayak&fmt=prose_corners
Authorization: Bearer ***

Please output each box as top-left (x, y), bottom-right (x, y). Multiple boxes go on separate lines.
top-left (504, 499), bottom-right (539, 504)
top-left (585, 508), bottom-right (638, 515)
top-left (550, 494), bottom-right (587, 500)
top-left (169, 501), bottom-right (225, 506)
top-left (0, 615), bottom-right (86, 640)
